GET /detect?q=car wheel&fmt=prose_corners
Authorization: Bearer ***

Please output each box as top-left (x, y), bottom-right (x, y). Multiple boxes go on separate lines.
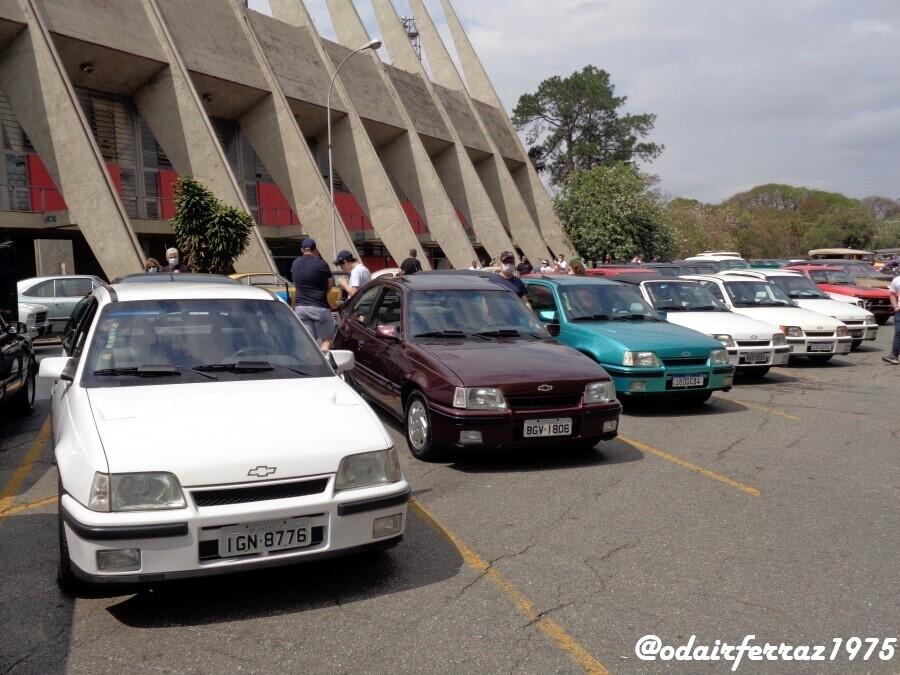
top-left (405, 392), bottom-right (442, 462)
top-left (738, 366), bottom-right (770, 379)
top-left (681, 390), bottom-right (713, 405)
top-left (875, 315), bottom-right (889, 326)
top-left (850, 339), bottom-right (862, 350)
top-left (807, 354), bottom-right (833, 363)
top-left (11, 358), bottom-right (36, 416)
top-left (571, 439), bottom-right (600, 453)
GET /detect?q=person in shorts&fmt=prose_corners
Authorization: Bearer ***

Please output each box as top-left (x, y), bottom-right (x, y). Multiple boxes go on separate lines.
top-left (291, 238), bottom-right (334, 350)
top-left (883, 274), bottom-right (900, 365)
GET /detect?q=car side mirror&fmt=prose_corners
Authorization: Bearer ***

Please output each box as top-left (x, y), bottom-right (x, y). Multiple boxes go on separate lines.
top-left (546, 323), bottom-right (561, 337)
top-left (7, 322), bottom-right (25, 335)
top-left (329, 349), bottom-right (355, 374)
top-left (376, 324), bottom-right (400, 340)
top-left (40, 356), bottom-right (76, 382)
top-left (537, 309), bottom-right (558, 323)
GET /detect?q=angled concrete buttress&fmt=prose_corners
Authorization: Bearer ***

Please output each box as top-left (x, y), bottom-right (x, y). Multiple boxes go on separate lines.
top-left (0, 0), bottom-right (143, 279)
top-left (370, 0), bottom-right (515, 264)
top-left (325, 0), bottom-right (476, 269)
top-left (230, 0), bottom-right (356, 258)
top-left (269, 0), bottom-right (430, 269)
top-left (408, 0), bottom-right (551, 265)
top-left (135, 0), bottom-right (276, 273)
top-left (439, 0), bottom-right (573, 258)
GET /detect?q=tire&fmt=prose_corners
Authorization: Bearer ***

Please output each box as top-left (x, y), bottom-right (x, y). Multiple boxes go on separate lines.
top-left (404, 392), bottom-right (442, 462)
top-left (11, 358), bottom-right (36, 416)
top-left (875, 315), bottom-right (889, 326)
top-left (850, 339), bottom-right (863, 350)
top-left (738, 366), bottom-right (770, 379)
top-left (807, 354), bottom-right (833, 363)
top-left (571, 439), bottom-right (600, 453)
top-left (681, 390), bottom-right (712, 405)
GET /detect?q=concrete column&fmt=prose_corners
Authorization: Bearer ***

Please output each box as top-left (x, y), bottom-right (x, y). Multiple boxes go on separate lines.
top-left (439, 0), bottom-right (574, 258)
top-left (371, 0), bottom-right (515, 263)
top-left (136, 0), bottom-right (275, 273)
top-left (409, 0), bottom-right (550, 265)
top-left (229, 0), bottom-right (357, 258)
top-left (325, 0), bottom-right (476, 270)
top-left (0, 0), bottom-right (143, 279)
top-left (269, 0), bottom-right (430, 269)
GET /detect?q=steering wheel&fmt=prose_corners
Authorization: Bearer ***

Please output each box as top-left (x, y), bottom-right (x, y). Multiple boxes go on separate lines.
top-left (225, 346), bottom-right (270, 361)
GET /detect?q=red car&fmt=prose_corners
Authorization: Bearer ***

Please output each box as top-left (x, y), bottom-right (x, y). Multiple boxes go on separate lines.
top-left (585, 267), bottom-right (654, 278)
top-left (787, 265), bottom-right (893, 325)
top-left (332, 273), bottom-right (621, 461)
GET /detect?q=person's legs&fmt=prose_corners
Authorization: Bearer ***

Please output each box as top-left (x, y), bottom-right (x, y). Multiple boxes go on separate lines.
top-left (313, 308), bottom-right (335, 351)
top-left (892, 313), bottom-right (900, 357)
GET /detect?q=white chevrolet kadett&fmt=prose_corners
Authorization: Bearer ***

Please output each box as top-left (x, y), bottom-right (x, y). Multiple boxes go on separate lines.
top-left (40, 281), bottom-right (409, 591)
top-left (619, 276), bottom-right (790, 376)
top-left (724, 270), bottom-right (878, 348)
top-left (683, 274), bottom-right (852, 361)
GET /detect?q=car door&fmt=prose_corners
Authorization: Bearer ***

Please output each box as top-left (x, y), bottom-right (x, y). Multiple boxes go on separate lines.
top-left (363, 287), bottom-right (406, 414)
top-left (19, 279), bottom-right (58, 329)
top-left (51, 297), bottom-right (97, 441)
top-left (0, 315), bottom-right (19, 405)
top-left (527, 282), bottom-right (562, 336)
top-left (336, 285), bottom-right (382, 397)
top-left (53, 278), bottom-right (95, 331)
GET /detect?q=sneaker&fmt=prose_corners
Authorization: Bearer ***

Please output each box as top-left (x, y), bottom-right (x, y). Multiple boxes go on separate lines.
top-left (883, 355), bottom-right (900, 365)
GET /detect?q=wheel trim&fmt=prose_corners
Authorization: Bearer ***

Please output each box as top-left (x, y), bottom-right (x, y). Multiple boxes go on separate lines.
top-left (407, 400), bottom-right (429, 450)
top-left (26, 368), bottom-right (35, 405)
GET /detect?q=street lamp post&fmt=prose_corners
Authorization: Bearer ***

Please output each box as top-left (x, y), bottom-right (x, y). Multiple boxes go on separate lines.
top-left (327, 38), bottom-right (382, 264)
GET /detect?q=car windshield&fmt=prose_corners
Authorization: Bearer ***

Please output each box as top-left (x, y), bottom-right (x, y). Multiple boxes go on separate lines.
top-left (644, 281), bottom-right (726, 311)
top-left (768, 276), bottom-right (828, 299)
top-left (847, 263), bottom-right (881, 277)
top-left (408, 289), bottom-right (549, 340)
top-left (809, 270), bottom-right (855, 285)
top-left (724, 281), bottom-right (793, 307)
top-left (82, 299), bottom-right (331, 387)
top-left (719, 259), bottom-right (750, 270)
top-left (559, 284), bottom-right (662, 321)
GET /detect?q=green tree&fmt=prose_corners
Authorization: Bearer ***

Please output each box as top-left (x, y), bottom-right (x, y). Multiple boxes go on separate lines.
top-left (554, 164), bottom-right (674, 262)
top-left (512, 66), bottom-right (662, 185)
top-left (171, 177), bottom-right (252, 274)
top-left (801, 206), bottom-right (875, 251)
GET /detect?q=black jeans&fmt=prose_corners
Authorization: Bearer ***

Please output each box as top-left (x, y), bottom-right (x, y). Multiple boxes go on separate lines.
top-left (893, 311), bottom-right (900, 357)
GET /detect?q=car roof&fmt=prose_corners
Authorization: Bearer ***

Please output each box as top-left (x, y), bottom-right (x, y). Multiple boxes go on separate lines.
top-left (115, 273), bottom-right (241, 284)
top-left (17, 274), bottom-right (100, 286)
top-left (786, 264), bottom-right (845, 271)
top-left (522, 274), bottom-right (619, 286)
top-left (390, 271), bottom-right (520, 291)
top-left (102, 281), bottom-right (276, 303)
top-left (610, 273), bottom-right (677, 285)
top-left (722, 269), bottom-right (801, 278)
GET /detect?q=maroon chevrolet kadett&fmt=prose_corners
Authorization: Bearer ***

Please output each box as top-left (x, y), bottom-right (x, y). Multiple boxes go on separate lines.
top-left (332, 272), bottom-right (621, 461)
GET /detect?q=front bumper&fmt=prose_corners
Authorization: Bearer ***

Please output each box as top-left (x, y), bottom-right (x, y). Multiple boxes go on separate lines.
top-left (60, 478), bottom-right (410, 583)
top-left (427, 399), bottom-right (622, 450)
top-left (786, 336), bottom-right (853, 356)
top-left (845, 324), bottom-right (878, 341)
top-left (727, 346), bottom-right (791, 368)
top-left (606, 365), bottom-right (734, 397)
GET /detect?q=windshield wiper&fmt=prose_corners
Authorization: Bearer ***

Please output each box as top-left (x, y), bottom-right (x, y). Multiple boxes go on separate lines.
top-left (475, 329), bottom-right (522, 339)
top-left (193, 361), bottom-right (274, 373)
top-left (413, 330), bottom-right (468, 338)
top-left (570, 314), bottom-right (609, 322)
top-left (93, 366), bottom-right (183, 378)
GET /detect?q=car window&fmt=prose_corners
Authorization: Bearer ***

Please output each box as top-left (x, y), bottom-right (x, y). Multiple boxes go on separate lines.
top-left (250, 275), bottom-right (280, 286)
top-left (724, 281), bottom-right (792, 307)
top-left (558, 284), bottom-right (660, 321)
top-left (370, 288), bottom-right (403, 335)
top-left (349, 286), bottom-right (382, 325)
top-left (699, 282), bottom-right (727, 303)
top-left (68, 297), bottom-right (98, 357)
top-left (408, 289), bottom-right (548, 339)
top-left (526, 284), bottom-right (557, 313)
top-left (22, 280), bottom-right (55, 298)
top-left (55, 277), bottom-right (94, 298)
top-left (645, 281), bottom-right (724, 311)
top-left (769, 275), bottom-right (827, 299)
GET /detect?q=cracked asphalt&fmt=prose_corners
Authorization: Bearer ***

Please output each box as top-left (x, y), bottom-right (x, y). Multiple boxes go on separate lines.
top-left (1, 327), bottom-right (898, 674)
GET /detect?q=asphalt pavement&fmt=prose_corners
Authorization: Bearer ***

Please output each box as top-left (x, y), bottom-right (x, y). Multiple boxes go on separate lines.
top-left (1, 329), bottom-right (898, 674)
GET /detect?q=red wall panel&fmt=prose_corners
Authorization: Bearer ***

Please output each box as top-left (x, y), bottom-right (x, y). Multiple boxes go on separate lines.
top-left (159, 170), bottom-right (178, 220)
top-left (257, 182), bottom-right (300, 226)
top-left (26, 154), bottom-right (66, 212)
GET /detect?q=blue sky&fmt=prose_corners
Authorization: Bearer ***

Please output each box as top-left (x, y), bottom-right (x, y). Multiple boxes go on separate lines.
top-left (250, 0), bottom-right (900, 204)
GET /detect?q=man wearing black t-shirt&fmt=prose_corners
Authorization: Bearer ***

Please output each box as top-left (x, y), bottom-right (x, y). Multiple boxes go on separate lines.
top-left (291, 238), bottom-right (334, 350)
top-left (515, 255), bottom-right (533, 276)
top-left (400, 249), bottom-right (423, 275)
top-left (493, 250), bottom-right (532, 309)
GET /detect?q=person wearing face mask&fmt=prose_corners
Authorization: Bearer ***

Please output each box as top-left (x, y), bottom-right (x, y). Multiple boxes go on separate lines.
top-left (144, 257), bottom-right (161, 273)
top-left (492, 250), bottom-right (531, 309)
top-left (163, 247), bottom-right (189, 273)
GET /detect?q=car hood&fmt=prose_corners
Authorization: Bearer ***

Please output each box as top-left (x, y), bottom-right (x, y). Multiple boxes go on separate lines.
top-left (418, 339), bottom-right (610, 393)
top-left (728, 306), bottom-right (846, 330)
top-left (87, 378), bottom-right (391, 487)
top-left (817, 283), bottom-right (890, 299)
top-left (564, 320), bottom-right (724, 358)
top-left (662, 311), bottom-right (780, 340)
top-left (791, 298), bottom-right (873, 322)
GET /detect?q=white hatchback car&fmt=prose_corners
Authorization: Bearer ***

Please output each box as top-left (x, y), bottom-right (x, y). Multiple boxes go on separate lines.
top-left (41, 280), bottom-right (409, 592)
top-left (684, 274), bottom-right (852, 361)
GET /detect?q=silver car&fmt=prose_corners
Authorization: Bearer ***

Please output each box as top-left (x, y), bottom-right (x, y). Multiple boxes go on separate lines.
top-left (17, 275), bottom-right (101, 335)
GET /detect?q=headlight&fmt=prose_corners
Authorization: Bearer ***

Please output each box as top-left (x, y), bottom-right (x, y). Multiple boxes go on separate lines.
top-left (88, 472), bottom-right (186, 512)
top-left (772, 333), bottom-right (786, 346)
top-left (780, 325), bottom-right (803, 338)
top-left (709, 349), bottom-right (729, 365)
top-left (622, 351), bottom-right (660, 367)
top-left (584, 381), bottom-right (616, 404)
top-left (712, 334), bottom-right (735, 348)
top-left (452, 386), bottom-right (507, 409)
top-left (836, 325), bottom-right (849, 337)
top-left (335, 449), bottom-right (402, 491)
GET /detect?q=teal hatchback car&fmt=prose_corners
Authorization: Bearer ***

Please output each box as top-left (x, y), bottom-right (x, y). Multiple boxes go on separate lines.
top-left (524, 276), bottom-right (735, 403)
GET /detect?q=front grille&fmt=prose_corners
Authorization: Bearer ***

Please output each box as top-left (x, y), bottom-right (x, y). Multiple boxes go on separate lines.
top-left (805, 331), bottom-right (834, 337)
top-left (507, 394), bottom-right (582, 410)
top-left (192, 477), bottom-right (329, 507)
top-left (843, 321), bottom-right (864, 326)
top-left (35, 312), bottom-right (47, 323)
top-left (198, 525), bottom-right (325, 561)
top-left (736, 340), bottom-right (769, 347)
top-left (662, 357), bottom-right (708, 367)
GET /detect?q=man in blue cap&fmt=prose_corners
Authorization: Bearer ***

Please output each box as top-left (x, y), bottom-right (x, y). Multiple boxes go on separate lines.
top-left (291, 238), bottom-right (334, 350)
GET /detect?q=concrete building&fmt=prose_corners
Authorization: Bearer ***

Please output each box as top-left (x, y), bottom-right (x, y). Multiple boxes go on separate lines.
top-left (0, 0), bottom-right (573, 280)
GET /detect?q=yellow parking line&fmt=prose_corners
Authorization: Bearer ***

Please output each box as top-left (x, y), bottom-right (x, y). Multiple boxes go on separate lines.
top-left (410, 499), bottom-right (609, 675)
top-left (727, 398), bottom-right (800, 421)
top-left (0, 417), bottom-right (52, 517)
top-left (619, 436), bottom-right (761, 497)
top-left (0, 494), bottom-right (58, 518)
top-left (779, 368), bottom-right (822, 382)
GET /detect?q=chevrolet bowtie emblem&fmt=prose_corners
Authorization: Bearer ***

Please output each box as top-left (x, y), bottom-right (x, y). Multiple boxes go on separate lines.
top-left (248, 465), bottom-right (277, 478)
top-left (537, 384), bottom-right (553, 392)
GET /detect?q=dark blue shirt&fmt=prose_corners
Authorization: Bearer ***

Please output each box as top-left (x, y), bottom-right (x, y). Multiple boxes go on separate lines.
top-left (492, 273), bottom-right (527, 298)
top-left (291, 255), bottom-right (332, 309)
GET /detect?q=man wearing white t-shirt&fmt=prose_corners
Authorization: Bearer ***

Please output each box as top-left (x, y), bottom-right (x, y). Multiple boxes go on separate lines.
top-left (334, 250), bottom-right (371, 298)
top-left (883, 275), bottom-right (900, 365)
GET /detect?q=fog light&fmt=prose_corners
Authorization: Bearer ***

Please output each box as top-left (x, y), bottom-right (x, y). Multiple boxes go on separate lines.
top-left (628, 381), bottom-right (646, 392)
top-left (459, 430), bottom-right (482, 445)
top-left (96, 548), bottom-right (141, 572)
top-left (373, 513), bottom-right (403, 538)
top-left (602, 420), bottom-right (618, 433)
top-left (723, 376), bottom-right (734, 387)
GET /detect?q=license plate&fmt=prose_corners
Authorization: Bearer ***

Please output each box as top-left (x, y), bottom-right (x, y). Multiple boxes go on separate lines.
top-left (808, 342), bottom-right (833, 352)
top-left (523, 418), bottom-right (572, 438)
top-left (740, 352), bottom-right (769, 364)
top-left (670, 374), bottom-right (706, 388)
top-left (219, 516), bottom-right (311, 557)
